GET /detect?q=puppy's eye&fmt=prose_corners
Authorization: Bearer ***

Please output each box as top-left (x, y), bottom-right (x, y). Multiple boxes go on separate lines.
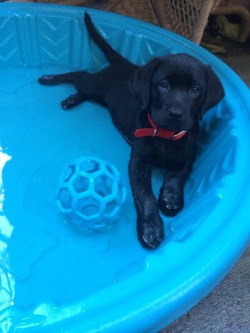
top-left (190, 85), bottom-right (200, 96)
top-left (159, 80), bottom-right (170, 90)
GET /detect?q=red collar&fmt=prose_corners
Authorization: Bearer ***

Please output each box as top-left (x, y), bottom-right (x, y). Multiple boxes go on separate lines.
top-left (134, 114), bottom-right (186, 141)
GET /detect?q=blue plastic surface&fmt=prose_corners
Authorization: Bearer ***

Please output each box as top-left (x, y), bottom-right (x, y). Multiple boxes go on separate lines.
top-left (0, 3), bottom-right (249, 333)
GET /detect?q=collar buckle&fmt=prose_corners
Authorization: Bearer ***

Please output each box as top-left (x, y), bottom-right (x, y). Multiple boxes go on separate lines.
top-left (134, 114), bottom-right (187, 141)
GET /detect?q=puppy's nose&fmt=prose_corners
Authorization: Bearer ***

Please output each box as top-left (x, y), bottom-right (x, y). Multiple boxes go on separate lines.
top-left (169, 109), bottom-right (183, 119)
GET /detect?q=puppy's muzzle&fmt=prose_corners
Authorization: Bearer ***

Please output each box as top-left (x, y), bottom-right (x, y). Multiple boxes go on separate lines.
top-left (169, 108), bottom-right (183, 119)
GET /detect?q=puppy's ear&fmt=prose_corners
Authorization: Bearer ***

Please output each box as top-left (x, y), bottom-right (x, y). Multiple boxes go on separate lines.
top-left (199, 65), bottom-right (225, 120)
top-left (129, 58), bottom-right (160, 110)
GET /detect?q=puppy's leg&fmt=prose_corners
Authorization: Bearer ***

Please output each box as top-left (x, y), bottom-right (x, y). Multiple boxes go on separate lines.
top-left (158, 161), bottom-right (193, 216)
top-left (129, 150), bottom-right (164, 249)
top-left (38, 73), bottom-right (75, 85)
top-left (39, 71), bottom-right (99, 110)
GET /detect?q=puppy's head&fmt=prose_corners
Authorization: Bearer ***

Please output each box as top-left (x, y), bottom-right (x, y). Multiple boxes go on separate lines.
top-left (129, 53), bottom-right (224, 132)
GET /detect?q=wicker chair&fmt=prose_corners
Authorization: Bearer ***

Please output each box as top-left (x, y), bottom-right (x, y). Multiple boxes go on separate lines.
top-left (101, 0), bottom-right (220, 44)
top-left (100, 0), bottom-right (250, 43)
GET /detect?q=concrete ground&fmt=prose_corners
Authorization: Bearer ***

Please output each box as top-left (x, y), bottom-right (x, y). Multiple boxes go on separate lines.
top-left (160, 39), bottom-right (250, 333)
top-left (160, 246), bottom-right (249, 333)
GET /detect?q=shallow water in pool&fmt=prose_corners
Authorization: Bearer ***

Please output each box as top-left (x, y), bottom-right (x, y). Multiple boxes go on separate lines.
top-left (0, 65), bottom-right (150, 308)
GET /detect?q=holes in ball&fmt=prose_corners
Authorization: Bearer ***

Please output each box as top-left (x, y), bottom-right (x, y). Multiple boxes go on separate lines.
top-left (63, 165), bottom-right (75, 182)
top-left (58, 188), bottom-right (72, 210)
top-left (82, 204), bottom-right (99, 217)
top-left (117, 181), bottom-right (126, 203)
top-left (77, 197), bottom-right (100, 218)
top-left (106, 164), bottom-right (116, 177)
top-left (94, 175), bottom-right (113, 197)
top-left (72, 175), bottom-right (89, 193)
top-left (79, 159), bottom-right (100, 174)
top-left (106, 199), bottom-right (119, 216)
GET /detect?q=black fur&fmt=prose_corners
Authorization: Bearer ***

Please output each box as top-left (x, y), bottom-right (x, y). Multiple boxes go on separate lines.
top-left (39, 13), bottom-right (224, 249)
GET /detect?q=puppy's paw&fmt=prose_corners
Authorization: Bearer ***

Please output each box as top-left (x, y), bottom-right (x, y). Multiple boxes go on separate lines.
top-left (137, 217), bottom-right (164, 250)
top-left (61, 93), bottom-right (84, 110)
top-left (61, 96), bottom-right (76, 110)
top-left (38, 75), bottom-right (57, 85)
top-left (158, 190), bottom-right (184, 217)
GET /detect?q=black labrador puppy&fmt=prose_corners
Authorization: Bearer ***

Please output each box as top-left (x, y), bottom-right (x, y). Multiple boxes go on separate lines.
top-left (39, 13), bottom-right (224, 249)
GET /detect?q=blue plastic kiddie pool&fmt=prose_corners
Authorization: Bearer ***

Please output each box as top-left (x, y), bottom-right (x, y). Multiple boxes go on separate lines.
top-left (0, 4), bottom-right (249, 332)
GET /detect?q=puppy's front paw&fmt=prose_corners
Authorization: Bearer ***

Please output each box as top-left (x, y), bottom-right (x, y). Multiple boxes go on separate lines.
top-left (158, 189), bottom-right (184, 217)
top-left (137, 217), bottom-right (164, 250)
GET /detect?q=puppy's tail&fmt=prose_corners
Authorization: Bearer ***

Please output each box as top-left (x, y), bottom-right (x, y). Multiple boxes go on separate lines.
top-left (84, 12), bottom-right (128, 66)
